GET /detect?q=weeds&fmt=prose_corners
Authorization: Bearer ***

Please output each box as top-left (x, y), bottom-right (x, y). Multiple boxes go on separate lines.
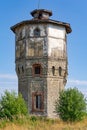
top-left (0, 116), bottom-right (87, 130)
top-left (0, 119), bottom-right (8, 128)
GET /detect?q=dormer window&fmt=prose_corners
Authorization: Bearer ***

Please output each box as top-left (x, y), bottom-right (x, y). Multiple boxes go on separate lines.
top-left (34, 28), bottom-right (40, 37)
top-left (38, 13), bottom-right (42, 19)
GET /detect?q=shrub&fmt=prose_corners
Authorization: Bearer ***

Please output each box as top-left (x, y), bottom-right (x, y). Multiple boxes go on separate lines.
top-left (0, 91), bottom-right (28, 120)
top-left (55, 88), bottom-right (87, 122)
top-left (30, 116), bottom-right (37, 122)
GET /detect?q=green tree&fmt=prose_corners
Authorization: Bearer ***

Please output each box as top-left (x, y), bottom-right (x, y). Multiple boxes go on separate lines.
top-left (0, 91), bottom-right (28, 120)
top-left (55, 88), bottom-right (87, 122)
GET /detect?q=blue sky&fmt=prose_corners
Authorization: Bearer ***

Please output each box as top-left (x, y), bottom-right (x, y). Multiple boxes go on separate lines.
top-left (0, 0), bottom-right (87, 96)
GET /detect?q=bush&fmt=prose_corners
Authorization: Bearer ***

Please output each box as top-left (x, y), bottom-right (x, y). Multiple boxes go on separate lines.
top-left (30, 116), bottom-right (37, 122)
top-left (55, 88), bottom-right (87, 122)
top-left (0, 91), bottom-right (28, 120)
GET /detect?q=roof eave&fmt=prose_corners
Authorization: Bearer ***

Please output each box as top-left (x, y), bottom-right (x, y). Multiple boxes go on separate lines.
top-left (10, 19), bottom-right (72, 34)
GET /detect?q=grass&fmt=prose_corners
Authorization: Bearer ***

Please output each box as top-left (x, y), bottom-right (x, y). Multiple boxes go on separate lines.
top-left (0, 116), bottom-right (87, 130)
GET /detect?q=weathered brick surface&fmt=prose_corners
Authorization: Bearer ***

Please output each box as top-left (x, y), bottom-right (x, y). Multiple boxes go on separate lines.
top-left (11, 9), bottom-right (71, 118)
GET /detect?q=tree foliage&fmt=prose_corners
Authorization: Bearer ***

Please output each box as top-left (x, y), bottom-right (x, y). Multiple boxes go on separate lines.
top-left (55, 88), bottom-right (87, 122)
top-left (0, 91), bottom-right (28, 120)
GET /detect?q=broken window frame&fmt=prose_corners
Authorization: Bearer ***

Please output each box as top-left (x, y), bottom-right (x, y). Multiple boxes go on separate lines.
top-left (32, 92), bottom-right (44, 112)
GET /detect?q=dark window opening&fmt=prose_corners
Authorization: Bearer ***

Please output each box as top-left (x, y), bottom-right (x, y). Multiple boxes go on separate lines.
top-left (34, 28), bottom-right (40, 37)
top-left (38, 13), bottom-right (42, 19)
top-left (33, 64), bottom-right (42, 76)
top-left (52, 66), bottom-right (55, 76)
top-left (59, 67), bottom-right (62, 76)
top-left (22, 66), bottom-right (24, 73)
top-left (36, 95), bottom-right (41, 109)
top-left (35, 66), bottom-right (40, 74)
top-left (32, 92), bottom-right (44, 112)
top-left (18, 67), bottom-right (20, 74)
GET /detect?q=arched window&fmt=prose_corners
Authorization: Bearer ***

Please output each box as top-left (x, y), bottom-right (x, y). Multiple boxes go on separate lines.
top-left (59, 67), bottom-right (62, 76)
top-left (18, 67), bottom-right (20, 74)
top-left (34, 28), bottom-right (40, 37)
top-left (33, 64), bottom-right (42, 76)
top-left (22, 66), bottom-right (24, 73)
top-left (52, 66), bottom-right (55, 76)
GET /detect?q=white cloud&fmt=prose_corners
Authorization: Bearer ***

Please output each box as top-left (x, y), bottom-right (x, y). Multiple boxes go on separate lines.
top-left (0, 74), bottom-right (87, 96)
top-left (66, 79), bottom-right (87, 97)
top-left (0, 74), bottom-right (18, 95)
top-left (67, 79), bottom-right (87, 86)
top-left (0, 74), bottom-right (17, 80)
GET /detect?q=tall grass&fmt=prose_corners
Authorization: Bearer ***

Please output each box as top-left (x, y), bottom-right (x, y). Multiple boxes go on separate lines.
top-left (0, 116), bottom-right (87, 130)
